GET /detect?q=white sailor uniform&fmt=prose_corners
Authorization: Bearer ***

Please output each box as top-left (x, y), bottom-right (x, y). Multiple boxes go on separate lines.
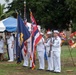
top-left (7, 35), bottom-right (14, 61)
top-left (52, 36), bottom-right (61, 72)
top-left (22, 37), bottom-right (32, 67)
top-left (37, 37), bottom-right (45, 70)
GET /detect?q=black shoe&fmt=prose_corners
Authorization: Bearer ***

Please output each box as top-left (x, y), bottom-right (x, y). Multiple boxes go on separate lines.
top-left (46, 70), bottom-right (53, 72)
top-left (22, 66), bottom-right (28, 67)
top-left (50, 70), bottom-right (54, 72)
top-left (37, 69), bottom-right (44, 71)
top-left (46, 70), bottom-right (50, 72)
top-left (29, 67), bottom-right (32, 69)
top-left (53, 71), bottom-right (60, 73)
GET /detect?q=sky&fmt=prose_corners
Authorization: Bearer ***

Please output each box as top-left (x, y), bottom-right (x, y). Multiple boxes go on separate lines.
top-left (0, 0), bottom-right (13, 12)
top-left (0, 0), bottom-right (13, 4)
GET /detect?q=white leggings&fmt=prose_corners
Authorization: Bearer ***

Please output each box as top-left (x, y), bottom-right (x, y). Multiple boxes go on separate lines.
top-left (8, 44), bottom-right (14, 61)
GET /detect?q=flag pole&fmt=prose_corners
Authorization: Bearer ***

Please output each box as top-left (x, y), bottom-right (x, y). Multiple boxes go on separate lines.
top-left (24, 0), bottom-right (26, 21)
top-left (15, 10), bottom-right (21, 64)
top-left (24, 1), bottom-right (26, 20)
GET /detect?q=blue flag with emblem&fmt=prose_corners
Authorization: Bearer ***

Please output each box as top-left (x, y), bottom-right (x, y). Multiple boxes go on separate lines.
top-left (16, 15), bottom-right (30, 63)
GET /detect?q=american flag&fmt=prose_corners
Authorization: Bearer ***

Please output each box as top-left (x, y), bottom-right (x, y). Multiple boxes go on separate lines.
top-left (30, 11), bottom-right (42, 70)
top-left (23, 41), bottom-right (27, 56)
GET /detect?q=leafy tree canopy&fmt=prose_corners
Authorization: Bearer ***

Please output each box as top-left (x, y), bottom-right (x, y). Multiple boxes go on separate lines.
top-left (6, 0), bottom-right (76, 31)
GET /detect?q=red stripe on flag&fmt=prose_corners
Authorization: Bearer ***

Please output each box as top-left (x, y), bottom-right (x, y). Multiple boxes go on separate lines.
top-left (35, 35), bottom-right (42, 46)
top-left (23, 42), bottom-right (27, 56)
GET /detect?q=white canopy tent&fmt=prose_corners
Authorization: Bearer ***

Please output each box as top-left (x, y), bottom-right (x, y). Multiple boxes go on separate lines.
top-left (0, 21), bottom-right (6, 32)
top-left (0, 17), bottom-right (41, 32)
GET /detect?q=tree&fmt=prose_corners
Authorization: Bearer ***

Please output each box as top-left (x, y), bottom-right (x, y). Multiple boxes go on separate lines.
top-left (0, 4), bottom-right (6, 20)
top-left (7, 0), bottom-right (24, 18)
top-left (5, 0), bottom-right (9, 3)
top-left (6, 0), bottom-right (76, 30)
top-left (0, 3), bottom-right (15, 20)
top-left (65, 0), bottom-right (76, 31)
top-left (66, 0), bottom-right (76, 22)
top-left (26, 0), bottom-right (71, 30)
top-left (72, 23), bottom-right (76, 32)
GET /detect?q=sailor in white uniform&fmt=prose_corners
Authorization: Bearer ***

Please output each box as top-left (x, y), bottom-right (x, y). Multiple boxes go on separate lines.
top-left (22, 28), bottom-right (32, 68)
top-left (44, 31), bottom-right (53, 71)
top-left (36, 32), bottom-right (45, 70)
top-left (7, 33), bottom-right (14, 62)
top-left (51, 30), bottom-right (61, 73)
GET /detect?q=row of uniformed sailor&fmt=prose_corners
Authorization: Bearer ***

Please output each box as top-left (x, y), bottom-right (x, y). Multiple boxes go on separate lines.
top-left (45, 30), bottom-right (61, 73)
top-left (22, 29), bottom-right (61, 73)
top-left (22, 31), bottom-right (45, 69)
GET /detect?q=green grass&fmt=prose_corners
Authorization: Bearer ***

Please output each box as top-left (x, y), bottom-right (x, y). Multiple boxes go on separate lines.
top-left (0, 46), bottom-right (76, 75)
top-left (61, 46), bottom-right (76, 57)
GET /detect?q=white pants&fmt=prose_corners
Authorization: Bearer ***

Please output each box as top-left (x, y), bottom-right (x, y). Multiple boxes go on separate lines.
top-left (52, 51), bottom-right (61, 72)
top-left (47, 51), bottom-right (53, 71)
top-left (22, 49), bottom-right (32, 67)
top-left (37, 51), bottom-right (45, 69)
top-left (8, 44), bottom-right (14, 61)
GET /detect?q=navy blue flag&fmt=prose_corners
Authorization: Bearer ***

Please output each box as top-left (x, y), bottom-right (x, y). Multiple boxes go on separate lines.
top-left (16, 15), bottom-right (30, 63)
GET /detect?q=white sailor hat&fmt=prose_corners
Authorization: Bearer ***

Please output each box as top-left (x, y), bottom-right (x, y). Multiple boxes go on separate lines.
top-left (47, 31), bottom-right (52, 34)
top-left (54, 30), bottom-right (59, 33)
